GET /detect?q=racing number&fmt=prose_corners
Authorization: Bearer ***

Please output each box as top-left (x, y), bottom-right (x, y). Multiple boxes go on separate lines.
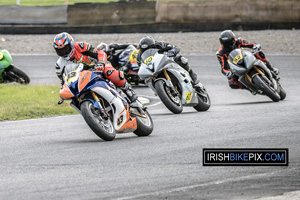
top-left (67, 72), bottom-right (77, 80)
top-left (144, 56), bottom-right (153, 65)
top-left (233, 54), bottom-right (243, 64)
top-left (129, 49), bottom-right (139, 61)
top-left (185, 92), bottom-right (192, 102)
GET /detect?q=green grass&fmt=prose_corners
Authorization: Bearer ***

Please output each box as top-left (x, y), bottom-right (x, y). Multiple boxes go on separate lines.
top-left (0, 85), bottom-right (77, 121)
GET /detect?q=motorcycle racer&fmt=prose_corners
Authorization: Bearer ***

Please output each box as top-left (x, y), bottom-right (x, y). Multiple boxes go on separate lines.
top-left (136, 36), bottom-right (201, 88)
top-left (53, 32), bottom-right (137, 103)
top-left (216, 30), bottom-right (279, 89)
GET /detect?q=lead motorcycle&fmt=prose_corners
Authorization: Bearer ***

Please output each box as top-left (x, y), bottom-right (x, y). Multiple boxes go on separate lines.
top-left (0, 49), bottom-right (30, 84)
top-left (228, 48), bottom-right (286, 102)
top-left (59, 63), bottom-right (153, 141)
top-left (138, 49), bottom-right (211, 114)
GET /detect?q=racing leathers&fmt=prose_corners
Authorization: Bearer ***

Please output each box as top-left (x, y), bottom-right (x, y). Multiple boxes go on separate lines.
top-left (105, 43), bottom-right (137, 69)
top-left (136, 41), bottom-right (200, 86)
top-left (216, 37), bottom-right (278, 89)
top-left (55, 42), bottom-right (137, 102)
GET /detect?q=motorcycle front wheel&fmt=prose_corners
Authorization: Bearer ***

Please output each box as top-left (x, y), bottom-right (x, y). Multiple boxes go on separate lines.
top-left (252, 75), bottom-right (280, 102)
top-left (133, 110), bottom-right (153, 137)
top-left (81, 101), bottom-right (116, 141)
top-left (279, 85), bottom-right (286, 100)
top-left (155, 79), bottom-right (183, 114)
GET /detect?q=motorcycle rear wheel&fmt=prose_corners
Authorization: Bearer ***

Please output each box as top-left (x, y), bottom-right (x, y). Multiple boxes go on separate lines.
top-left (81, 101), bottom-right (116, 141)
top-left (252, 75), bottom-right (280, 102)
top-left (133, 110), bottom-right (153, 136)
top-left (155, 79), bottom-right (183, 114)
top-left (4, 65), bottom-right (30, 84)
top-left (193, 88), bottom-right (211, 111)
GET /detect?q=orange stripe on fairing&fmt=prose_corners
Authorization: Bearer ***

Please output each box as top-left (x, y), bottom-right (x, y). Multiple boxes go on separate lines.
top-left (78, 71), bottom-right (92, 92)
top-left (119, 117), bottom-right (137, 131)
top-left (118, 104), bottom-right (137, 131)
top-left (59, 84), bottom-right (74, 99)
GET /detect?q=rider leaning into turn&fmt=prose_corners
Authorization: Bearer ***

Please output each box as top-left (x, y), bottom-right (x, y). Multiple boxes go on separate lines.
top-left (136, 36), bottom-right (202, 88)
top-left (53, 32), bottom-right (137, 103)
top-left (216, 30), bottom-right (279, 89)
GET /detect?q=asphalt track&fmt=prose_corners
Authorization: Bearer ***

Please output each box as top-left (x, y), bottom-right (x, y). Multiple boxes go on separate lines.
top-left (0, 55), bottom-right (300, 199)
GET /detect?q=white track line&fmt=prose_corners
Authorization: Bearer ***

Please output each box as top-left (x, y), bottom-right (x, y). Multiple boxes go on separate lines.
top-left (113, 167), bottom-right (295, 200)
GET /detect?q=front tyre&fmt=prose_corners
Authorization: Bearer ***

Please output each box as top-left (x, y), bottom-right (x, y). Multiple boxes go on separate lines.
top-left (81, 101), bottom-right (116, 141)
top-left (252, 75), bottom-right (280, 102)
top-left (279, 85), bottom-right (286, 100)
top-left (155, 79), bottom-right (183, 114)
top-left (133, 110), bottom-right (153, 136)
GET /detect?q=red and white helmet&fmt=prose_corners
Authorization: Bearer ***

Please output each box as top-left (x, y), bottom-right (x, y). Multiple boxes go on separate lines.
top-left (53, 32), bottom-right (74, 60)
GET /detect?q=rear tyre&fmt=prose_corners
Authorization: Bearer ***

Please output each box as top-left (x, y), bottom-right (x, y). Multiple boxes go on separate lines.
top-left (8, 66), bottom-right (30, 84)
top-left (81, 101), bottom-right (116, 141)
top-left (193, 88), bottom-right (211, 111)
top-left (252, 75), bottom-right (280, 102)
top-left (133, 110), bottom-right (153, 136)
top-left (155, 79), bottom-right (183, 114)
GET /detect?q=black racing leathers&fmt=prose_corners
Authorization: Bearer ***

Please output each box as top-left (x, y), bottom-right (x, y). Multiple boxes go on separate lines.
top-left (137, 41), bottom-right (180, 66)
top-left (216, 37), bottom-right (255, 76)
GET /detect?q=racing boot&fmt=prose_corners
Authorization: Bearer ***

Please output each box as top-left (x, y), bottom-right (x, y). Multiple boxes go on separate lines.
top-left (266, 60), bottom-right (279, 77)
top-left (121, 81), bottom-right (138, 103)
top-left (188, 68), bottom-right (200, 86)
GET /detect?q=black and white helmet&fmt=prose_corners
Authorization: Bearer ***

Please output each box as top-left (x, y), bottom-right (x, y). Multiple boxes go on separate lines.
top-left (219, 30), bottom-right (236, 52)
top-left (138, 36), bottom-right (155, 51)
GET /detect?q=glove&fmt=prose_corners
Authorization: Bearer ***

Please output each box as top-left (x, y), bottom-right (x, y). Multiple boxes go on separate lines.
top-left (226, 71), bottom-right (233, 79)
top-left (95, 63), bottom-right (105, 71)
top-left (58, 98), bottom-right (64, 105)
top-left (252, 44), bottom-right (261, 52)
top-left (167, 48), bottom-right (178, 57)
top-left (108, 44), bottom-right (118, 50)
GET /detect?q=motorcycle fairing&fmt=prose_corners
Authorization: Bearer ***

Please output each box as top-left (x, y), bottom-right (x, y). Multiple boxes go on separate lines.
top-left (228, 49), bottom-right (255, 77)
top-left (60, 83), bottom-right (75, 99)
top-left (92, 87), bottom-right (136, 132)
top-left (0, 49), bottom-right (12, 69)
top-left (78, 71), bottom-right (92, 92)
top-left (166, 67), bottom-right (198, 105)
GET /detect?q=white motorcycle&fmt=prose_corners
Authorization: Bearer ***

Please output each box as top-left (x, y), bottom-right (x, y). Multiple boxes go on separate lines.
top-left (138, 49), bottom-right (210, 114)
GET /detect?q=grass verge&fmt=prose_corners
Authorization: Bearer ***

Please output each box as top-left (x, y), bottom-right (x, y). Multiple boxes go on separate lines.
top-left (0, 84), bottom-right (77, 121)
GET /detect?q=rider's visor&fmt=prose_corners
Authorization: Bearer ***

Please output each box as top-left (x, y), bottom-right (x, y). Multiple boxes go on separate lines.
top-left (55, 43), bottom-right (72, 57)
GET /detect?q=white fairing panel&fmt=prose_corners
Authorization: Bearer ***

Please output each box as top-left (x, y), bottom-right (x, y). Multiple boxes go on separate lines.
top-left (92, 87), bottom-right (129, 131)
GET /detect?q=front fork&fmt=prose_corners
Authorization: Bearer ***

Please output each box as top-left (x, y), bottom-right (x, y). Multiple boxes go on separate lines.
top-left (162, 69), bottom-right (177, 96)
top-left (244, 66), bottom-right (277, 91)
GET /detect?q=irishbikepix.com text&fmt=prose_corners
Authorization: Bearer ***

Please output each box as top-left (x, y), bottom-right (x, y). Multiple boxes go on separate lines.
top-left (203, 148), bottom-right (288, 166)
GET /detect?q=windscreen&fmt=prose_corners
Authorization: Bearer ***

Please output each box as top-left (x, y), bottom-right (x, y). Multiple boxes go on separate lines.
top-left (141, 49), bottom-right (158, 64)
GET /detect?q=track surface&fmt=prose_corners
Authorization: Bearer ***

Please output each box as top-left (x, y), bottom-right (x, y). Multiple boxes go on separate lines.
top-left (0, 55), bottom-right (299, 199)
